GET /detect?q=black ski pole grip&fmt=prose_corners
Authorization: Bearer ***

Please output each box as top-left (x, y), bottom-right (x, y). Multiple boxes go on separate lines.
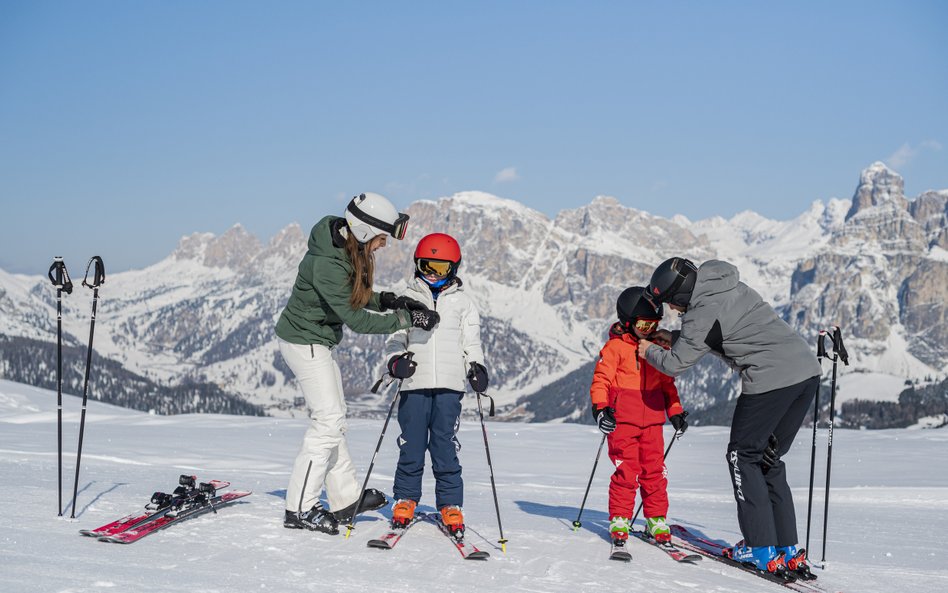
top-left (48, 257), bottom-right (74, 294)
top-left (832, 326), bottom-right (849, 366)
top-left (82, 256), bottom-right (105, 289)
top-left (816, 330), bottom-right (828, 360)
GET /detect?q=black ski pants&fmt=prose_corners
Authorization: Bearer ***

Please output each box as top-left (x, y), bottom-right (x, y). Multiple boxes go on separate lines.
top-left (726, 375), bottom-right (819, 547)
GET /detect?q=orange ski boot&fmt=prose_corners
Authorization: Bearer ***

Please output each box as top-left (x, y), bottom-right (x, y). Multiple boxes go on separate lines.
top-left (440, 505), bottom-right (465, 539)
top-left (391, 499), bottom-right (417, 529)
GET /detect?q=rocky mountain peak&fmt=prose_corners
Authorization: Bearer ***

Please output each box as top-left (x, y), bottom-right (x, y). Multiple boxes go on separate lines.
top-left (847, 161), bottom-right (907, 220)
top-left (202, 224), bottom-right (263, 270)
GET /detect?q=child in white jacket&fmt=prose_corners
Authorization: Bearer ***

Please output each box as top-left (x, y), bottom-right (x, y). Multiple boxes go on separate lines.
top-left (384, 232), bottom-right (488, 539)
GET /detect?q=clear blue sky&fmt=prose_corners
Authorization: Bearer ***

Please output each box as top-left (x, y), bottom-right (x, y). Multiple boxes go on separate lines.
top-left (1, 0), bottom-right (946, 273)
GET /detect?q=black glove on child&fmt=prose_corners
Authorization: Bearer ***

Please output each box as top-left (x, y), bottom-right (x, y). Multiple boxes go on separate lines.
top-left (761, 434), bottom-right (780, 470)
top-left (467, 362), bottom-right (489, 393)
top-left (380, 292), bottom-right (428, 312)
top-left (387, 353), bottom-right (417, 379)
top-left (669, 411), bottom-right (689, 434)
top-left (594, 406), bottom-right (617, 435)
top-left (410, 309), bottom-right (440, 331)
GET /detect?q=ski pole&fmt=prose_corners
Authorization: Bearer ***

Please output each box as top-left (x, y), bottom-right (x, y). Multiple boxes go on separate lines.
top-left (572, 433), bottom-right (606, 531)
top-left (820, 326), bottom-right (848, 565)
top-left (631, 417), bottom-right (686, 528)
top-left (344, 373), bottom-right (402, 539)
top-left (47, 257), bottom-right (72, 516)
top-left (70, 256), bottom-right (104, 519)
top-left (476, 390), bottom-right (508, 552)
top-left (805, 330), bottom-right (828, 557)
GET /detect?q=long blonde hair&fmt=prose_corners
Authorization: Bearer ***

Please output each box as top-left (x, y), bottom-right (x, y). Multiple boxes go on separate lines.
top-left (345, 232), bottom-right (376, 309)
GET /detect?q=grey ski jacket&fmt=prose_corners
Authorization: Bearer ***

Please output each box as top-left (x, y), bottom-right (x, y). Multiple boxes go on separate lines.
top-left (644, 260), bottom-right (822, 395)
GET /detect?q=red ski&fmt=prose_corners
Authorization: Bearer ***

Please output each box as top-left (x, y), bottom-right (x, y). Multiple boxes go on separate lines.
top-left (99, 490), bottom-right (251, 544)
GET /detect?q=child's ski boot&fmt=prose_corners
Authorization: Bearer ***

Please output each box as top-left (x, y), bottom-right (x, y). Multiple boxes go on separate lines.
top-left (391, 499), bottom-right (417, 529)
top-left (646, 516), bottom-right (672, 543)
top-left (440, 505), bottom-right (465, 539)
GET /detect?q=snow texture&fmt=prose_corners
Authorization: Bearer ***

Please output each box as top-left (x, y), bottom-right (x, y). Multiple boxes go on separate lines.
top-left (2, 379), bottom-right (947, 593)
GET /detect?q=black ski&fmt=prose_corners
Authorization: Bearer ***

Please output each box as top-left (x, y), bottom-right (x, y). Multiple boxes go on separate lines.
top-left (670, 524), bottom-right (826, 592)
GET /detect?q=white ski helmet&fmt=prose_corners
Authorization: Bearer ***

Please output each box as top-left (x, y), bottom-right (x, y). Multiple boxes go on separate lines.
top-left (344, 192), bottom-right (410, 243)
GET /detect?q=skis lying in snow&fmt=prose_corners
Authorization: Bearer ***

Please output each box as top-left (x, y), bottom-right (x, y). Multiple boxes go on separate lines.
top-left (422, 513), bottom-right (490, 560)
top-left (609, 538), bottom-right (632, 562)
top-left (79, 477), bottom-right (231, 538)
top-left (631, 530), bottom-right (702, 563)
top-left (79, 476), bottom-right (250, 544)
top-left (367, 513), bottom-right (488, 560)
top-left (670, 524), bottom-right (827, 592)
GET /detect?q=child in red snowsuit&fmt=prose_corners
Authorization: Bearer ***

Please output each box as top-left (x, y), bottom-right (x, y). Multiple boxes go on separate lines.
top-left (589, 286), bottom-right (689, 544)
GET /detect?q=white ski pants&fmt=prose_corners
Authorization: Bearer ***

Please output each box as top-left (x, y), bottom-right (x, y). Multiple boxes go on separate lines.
top-left (279, 338), bottom-right (360, 513)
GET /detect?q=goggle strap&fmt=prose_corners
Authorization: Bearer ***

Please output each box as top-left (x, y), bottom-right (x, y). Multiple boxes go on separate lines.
top-left (347, 198), bottom-right (409, 240)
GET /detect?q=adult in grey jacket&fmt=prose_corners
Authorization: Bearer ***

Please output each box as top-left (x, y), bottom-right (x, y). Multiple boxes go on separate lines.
top-left (638, 258), bottom-right (822, 574)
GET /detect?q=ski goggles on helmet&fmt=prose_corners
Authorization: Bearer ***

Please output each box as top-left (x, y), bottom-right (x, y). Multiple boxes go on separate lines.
top-left (634, 319), bottom-right (660, 334)
top-left (416, 258), bottom-right (453, 277)
top-left (346, 197), bottom-right (410, 240)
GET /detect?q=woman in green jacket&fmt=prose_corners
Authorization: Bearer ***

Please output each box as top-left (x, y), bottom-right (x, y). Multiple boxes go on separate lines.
top-left (277, 192), bottom-right (440, 535)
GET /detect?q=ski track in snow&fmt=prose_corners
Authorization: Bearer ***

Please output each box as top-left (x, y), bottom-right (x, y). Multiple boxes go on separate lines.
top-left (2, 379), bottom-right (947, 593)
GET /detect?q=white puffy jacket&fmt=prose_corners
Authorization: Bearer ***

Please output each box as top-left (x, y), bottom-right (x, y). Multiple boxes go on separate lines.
top-left (384, 276), bottom-right (485, 392)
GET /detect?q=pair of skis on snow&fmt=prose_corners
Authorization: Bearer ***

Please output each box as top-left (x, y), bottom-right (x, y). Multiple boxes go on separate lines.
top-left (367, 513), bottom-right (490, 560)
top-left (608, 529), bottom-right (702, 563)
top-left (78, 475), bottom-right (251, 544)
top-left (656, 524), bottom-right (827, 593)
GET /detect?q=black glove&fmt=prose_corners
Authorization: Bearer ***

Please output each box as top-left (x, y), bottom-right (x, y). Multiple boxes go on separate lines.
top-left (594, 406), bottom-right (617, 435)
top-left (669, 411), bottom-right (689, 434)
top-left (410, 309), bottom-right (440, 331)
top-left (380, 292), bottom-right (428, 312)
top-left (761, 434), bottom-right (780, 470)
top-left (387, 353), bottom-right (417, 379)
top-left (467, 362), bottom-right (489, 392)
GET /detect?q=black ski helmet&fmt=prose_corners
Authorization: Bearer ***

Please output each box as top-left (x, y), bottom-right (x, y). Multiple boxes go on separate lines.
top-left (616, 286), bottom-right (662, 328)
top-left (645, 257), bottom-right (698, 308)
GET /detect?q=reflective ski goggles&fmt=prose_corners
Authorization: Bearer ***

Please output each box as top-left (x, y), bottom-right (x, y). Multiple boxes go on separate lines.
top-left (416, 258), bottom-right (453, 277)
top-left (634, 319), bottom-right (660, 334)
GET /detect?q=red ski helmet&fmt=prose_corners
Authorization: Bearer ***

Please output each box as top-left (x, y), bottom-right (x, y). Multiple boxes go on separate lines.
top-left (414, 233), bottom-right (462, 279)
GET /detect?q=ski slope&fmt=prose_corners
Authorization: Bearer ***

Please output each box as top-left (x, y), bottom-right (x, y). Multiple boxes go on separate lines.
top-left (1, 379), bottom-right (946, 593)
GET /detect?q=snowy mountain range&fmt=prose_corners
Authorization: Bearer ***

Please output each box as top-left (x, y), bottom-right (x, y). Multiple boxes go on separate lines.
top-left (1, 162), bottom-right (945, 424)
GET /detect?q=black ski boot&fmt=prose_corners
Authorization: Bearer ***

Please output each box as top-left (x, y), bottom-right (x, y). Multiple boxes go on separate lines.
top-left (332, 488), bottom-right (388, 522)
top-left (284, 504), bottom-right (339, 535)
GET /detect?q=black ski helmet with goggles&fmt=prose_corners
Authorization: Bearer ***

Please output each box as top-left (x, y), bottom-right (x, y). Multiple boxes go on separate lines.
top-left (344, 192), bottom-right (410, 243)
top-left (617, 286), bottom-right (663, 333)
top-left (645, 257), bottom-right (698, 308)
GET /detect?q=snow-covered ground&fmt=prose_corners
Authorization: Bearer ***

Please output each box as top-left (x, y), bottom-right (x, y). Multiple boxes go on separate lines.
top-left (2, 379), bottom-right (947, 593)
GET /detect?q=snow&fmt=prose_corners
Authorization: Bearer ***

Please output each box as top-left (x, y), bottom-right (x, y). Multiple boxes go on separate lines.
top-left (826, 371), bottom-right (908, 408)
top-left (3, 379), bottom-right (947, 593)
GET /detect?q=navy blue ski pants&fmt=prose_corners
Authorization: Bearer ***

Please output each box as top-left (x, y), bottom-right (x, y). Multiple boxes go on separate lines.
top-left (393, 388), bottom-right (464, 509)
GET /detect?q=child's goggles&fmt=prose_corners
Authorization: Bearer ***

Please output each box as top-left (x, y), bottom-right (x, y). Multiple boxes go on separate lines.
top-left (634, 319), bottom-right (660, 334)
top-left (416, 258), bottom-right (453, 277)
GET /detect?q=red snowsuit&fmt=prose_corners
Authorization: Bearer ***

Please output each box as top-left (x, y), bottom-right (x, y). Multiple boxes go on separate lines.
top-left (590, 323), bottom-right (684, 520)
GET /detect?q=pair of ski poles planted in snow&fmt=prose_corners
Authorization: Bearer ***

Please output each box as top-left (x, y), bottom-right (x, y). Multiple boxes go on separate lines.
top-left (571, 411), bottom-right (689, 531)
top-left (344, 373), bottom-right (509, 553)
top-left (48, 256), bottom-right (106, 519)
top-left (805, 325), bottom-right (848, 566)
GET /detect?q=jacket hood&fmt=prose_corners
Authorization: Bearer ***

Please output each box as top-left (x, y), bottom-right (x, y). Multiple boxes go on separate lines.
top-left (306, 216), bottom-right (349, 260)
top-left (692, 259), bottom-right (739, 301)
top-left (608, 322), bottom-right (638, 344)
